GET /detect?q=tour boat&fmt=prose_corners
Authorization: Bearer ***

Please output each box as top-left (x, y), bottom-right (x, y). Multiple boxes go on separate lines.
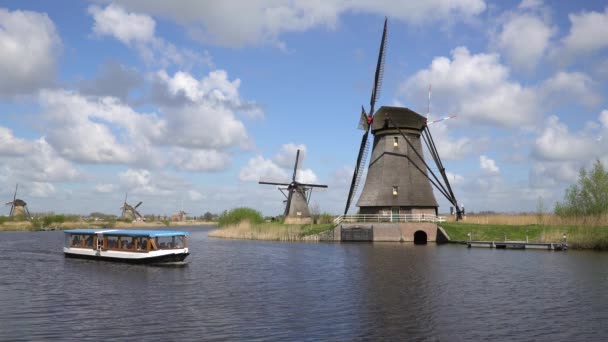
top-left (64, 229), bottom-right (189, 264)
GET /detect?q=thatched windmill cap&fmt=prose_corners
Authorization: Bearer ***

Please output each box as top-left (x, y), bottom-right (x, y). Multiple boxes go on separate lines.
top-left (372, 106), bottom-right (427, 132)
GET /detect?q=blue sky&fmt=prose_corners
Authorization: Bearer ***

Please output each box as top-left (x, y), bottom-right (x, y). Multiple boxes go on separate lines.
top-left (1, 0), bottom-right (607, 216)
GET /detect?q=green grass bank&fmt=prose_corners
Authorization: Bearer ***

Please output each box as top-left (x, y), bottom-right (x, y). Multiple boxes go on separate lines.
top-left (441, 222), bottom-right (608, 250)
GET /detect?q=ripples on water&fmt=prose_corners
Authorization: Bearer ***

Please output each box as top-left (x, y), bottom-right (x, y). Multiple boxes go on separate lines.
top-left (1, 227), bottom-right (608, 341)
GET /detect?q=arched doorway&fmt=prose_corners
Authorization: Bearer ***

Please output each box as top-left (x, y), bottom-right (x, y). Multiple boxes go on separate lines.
top-left (414, 230), bottom-right (427, 245)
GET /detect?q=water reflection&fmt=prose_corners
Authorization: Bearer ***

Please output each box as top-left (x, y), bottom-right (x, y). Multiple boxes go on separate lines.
top-left (1, 228), bottom-right (608, 341)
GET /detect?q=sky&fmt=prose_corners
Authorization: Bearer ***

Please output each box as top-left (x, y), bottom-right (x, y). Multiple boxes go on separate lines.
top-left (1, 0), bottom-right (607, 217)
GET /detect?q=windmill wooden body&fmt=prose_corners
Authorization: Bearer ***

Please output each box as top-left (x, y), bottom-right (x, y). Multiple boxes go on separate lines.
top-left (5, 184), bottom-right (32, 220)
top-left (344, 18), bottom-right (463, 221)
top-left (121, 194), bottom-right (144, 221)
top-left (259, 150), bottom-right (328, 224)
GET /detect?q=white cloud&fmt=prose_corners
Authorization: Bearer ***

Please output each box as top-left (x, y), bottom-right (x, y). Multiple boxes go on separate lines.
top-left (273, 143), bottom-right (307, 168)
top-left (239, 155), bottom-right (288, 182)
top-left (155, 70), bottom-right (252, 149)
top-left (103, 0), bottom-right (486, 48)
top-left (401, 46), bottom-right (541, 128)
top-left (39, 89), bottom-right (163, 165)
top-left (479, 155), bottom-right (500, 174)
top-left (401, 47), bottom-right (600, 129)
top-left (518, 0), bottom-right (543, 9)
top-left (89, 4), bottom-right (155, 44)
top-left (600, 110), bottom-right (608, 128)
top-left (0, 127), bottom-right (32, 156)
top-left (89, 4), bottom-right (212, 68)
top-left (561, 8), bottom-right (608, 58)
top-left (30, 182), bottom-right (56, 198)
top-left (95, 183), bottom-right (116, 193)
top-left (172, 148), bottom-right (231, 172)
top-left (0, 137), bottom-right (81, 183)
top-left (426, 123), bottom-right (477, 160)
top-left (118, 168), bottom-right (182, 196)
top-left (540, 71), bottom-right (600, 107)
top-left (532, 115), bottom-right (599, 161)
top-left (0, 8), bottom-right (61, 96)
top-left (296, 168), bottom-right (319, 184)
top-left (446, 171), bottom-right (465, 185)
top-left (495, 13), bottom-right (554, 71)
top-left (188, 189), bottom-right (203, 201)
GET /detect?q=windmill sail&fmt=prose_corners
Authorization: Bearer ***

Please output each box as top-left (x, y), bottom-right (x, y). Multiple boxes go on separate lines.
top-left (344, 18), bottom-right (387, 215)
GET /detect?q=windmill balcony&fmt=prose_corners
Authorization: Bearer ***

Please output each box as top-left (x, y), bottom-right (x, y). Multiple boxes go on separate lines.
top-left (333, 213), bottom-right (445, 225)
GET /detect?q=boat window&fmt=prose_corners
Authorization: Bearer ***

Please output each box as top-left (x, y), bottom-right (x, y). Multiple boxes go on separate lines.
top-left (69, 234), bottom-right (94, 248)
top-left (136, 237), bottom-right (148, 252)
top-left (70, 235), bottom-right (81, 247)
top-left (157, 236), bottom-right (185, 249)
top-left (119, 236), bottom-right (134, 251)
top-left (83, 235), bottom-right (94, 248)
top-left (106, 236), bottom-right (119, 250)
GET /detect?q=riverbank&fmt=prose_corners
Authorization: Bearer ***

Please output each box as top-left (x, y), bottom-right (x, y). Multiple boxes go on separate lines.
top-left (440, 222), bottom-right (608, 250)
top-left (208, 221), bottom-right (333, 241)
top-left (0, 220), bottom-right (216, 232)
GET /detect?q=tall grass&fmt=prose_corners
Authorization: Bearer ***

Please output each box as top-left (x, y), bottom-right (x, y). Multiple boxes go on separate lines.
top-left (444, 213), bottom-right (608, 226)
top-left (208, 221), bottom-right (334, 241)
top-left (218, 208), bottom-right (264, 227)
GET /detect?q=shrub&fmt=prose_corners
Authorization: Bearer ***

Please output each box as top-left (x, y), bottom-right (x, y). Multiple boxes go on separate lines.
top-left (555, 159), bottom-right (608, 217)
top-left (318, 213), bottom-right (336, 224)
top-left (218, 207), bottom-right (264, 227)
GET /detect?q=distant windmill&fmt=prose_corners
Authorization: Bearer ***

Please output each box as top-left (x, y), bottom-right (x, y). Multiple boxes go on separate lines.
top-left (173, 210), bottom-right (188, 222)
top-left (259, 150), bottom-right (328, 224)
top-left (5, 184), bottom-right (32, 220)
top-left (120, 193), bottom-right (144, 221)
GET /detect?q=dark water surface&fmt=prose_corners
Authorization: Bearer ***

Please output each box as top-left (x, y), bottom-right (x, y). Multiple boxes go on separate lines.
top-left (1, 226), bottom-right (608, 341)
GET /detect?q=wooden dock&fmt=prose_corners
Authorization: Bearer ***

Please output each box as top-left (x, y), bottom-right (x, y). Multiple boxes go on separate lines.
top-left (467, 241), bottom-right (567, 251)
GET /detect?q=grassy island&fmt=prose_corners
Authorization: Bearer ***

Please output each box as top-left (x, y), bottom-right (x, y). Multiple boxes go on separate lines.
top-left (207, 207), bottom-right (334, 241)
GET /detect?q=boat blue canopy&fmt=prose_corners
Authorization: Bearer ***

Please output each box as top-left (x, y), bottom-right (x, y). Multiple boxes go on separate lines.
top-left (64, 229), bottom-right (189, 237)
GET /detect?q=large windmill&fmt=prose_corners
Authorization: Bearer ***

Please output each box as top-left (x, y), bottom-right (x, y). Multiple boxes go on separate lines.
top-left (120, 193), bottom-right (144, 221)
top-left (5, 184), bottom-right (32, 220)
top-left (344, 18), bottom-right (463, 220)
top-left (259, 150), bottom-right (328, 224)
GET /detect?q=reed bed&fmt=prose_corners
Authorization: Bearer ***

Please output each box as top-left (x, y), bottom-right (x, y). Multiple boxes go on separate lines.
top-left (208, 221), bottom-right (333, 241)
top-left (444, 213), bottom-right (608, 226)
top-left (0, 220), bottom-right (215, 232)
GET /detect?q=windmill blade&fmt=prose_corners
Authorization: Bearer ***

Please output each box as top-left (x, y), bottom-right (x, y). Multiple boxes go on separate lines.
top-left (298, 183), bottom-right (328, 188)
top-left (259, 181), bottom-right (290, 186)
top-left (369, 17), bottom-right (388, 116)
top-left (13, 184), bottom-right (18, 203)
top-left (292, 149), bottom-right (300, 182)
top-left (284, 189), bottom-right (294, 217)
top-left (134, 209), bottom-right (143, 218)
top-left (134, 201), bottom-right (142, 209)
top-left (427, 115), bottom-right (457, 125)
top-left (357, 106), bottom-right (369, 131)
top-left (344, 131), bottom-right (371, 214)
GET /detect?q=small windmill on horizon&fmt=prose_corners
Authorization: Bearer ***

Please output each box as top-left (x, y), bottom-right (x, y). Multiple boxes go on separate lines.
top-left (5, 184), bottom-right (32, 220)
top-left (120, 193), bottom-right (144, 221)
top-left (259, 150), bottom-right (328, 224)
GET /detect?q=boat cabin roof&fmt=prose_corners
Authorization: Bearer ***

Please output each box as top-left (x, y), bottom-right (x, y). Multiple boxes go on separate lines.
top-left (64, 229), bottom-right (189, 237)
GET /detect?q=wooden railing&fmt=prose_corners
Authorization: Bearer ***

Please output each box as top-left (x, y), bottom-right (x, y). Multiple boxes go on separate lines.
top-left (333, 214), bottom-right (445, 225)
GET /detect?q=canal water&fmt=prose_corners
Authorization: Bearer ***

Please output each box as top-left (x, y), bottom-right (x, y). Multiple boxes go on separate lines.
top-left (1, 226), bottom-right (608, 341)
